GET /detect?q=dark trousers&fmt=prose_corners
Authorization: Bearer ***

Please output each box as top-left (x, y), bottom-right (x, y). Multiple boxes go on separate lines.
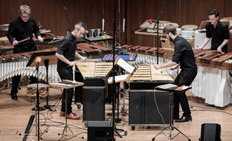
top-left (11, 44), bottom-right (37, 95)
top-left (58, 68), bottom-right (74, 114)
top-left (173, 68), bottom-right (197, 117)
top-left (11, 75), bottom-right (37, 95)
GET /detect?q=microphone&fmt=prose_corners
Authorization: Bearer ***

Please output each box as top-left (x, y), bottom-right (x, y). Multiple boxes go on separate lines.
top-left (35, 57), bottom-right (41, 69)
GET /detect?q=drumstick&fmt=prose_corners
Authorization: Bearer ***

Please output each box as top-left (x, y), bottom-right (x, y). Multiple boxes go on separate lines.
top-left (16, 37), bottom-right (30, 44)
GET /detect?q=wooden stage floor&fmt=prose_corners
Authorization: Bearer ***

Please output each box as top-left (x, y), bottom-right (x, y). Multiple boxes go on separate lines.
top-left (0, 86), bottom-right (232, 141)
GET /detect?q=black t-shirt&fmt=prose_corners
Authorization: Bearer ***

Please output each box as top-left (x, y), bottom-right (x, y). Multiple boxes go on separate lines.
top-left (7, 16), bottom-right (40, 53)
top-left (205, 21), bottom-right (230, 52)
top-left (172, 36), bottom-right (197, 70)
top-left (56, 33), bottom-right (77, 72)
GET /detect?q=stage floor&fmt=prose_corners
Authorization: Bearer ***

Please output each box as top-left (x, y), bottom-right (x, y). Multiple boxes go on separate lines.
top-left (0, 86), bottom-right (232, 141)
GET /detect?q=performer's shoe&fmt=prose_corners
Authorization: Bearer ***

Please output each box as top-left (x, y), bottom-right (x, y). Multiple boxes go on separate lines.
top-left (60, 111), bottom-right (65, 116)
top-left (60, 111), bottom-right (78, 117)
top-left (175, 115), bottom-right (192, 122)
top-left (11, 94), bottom-right (18, 100)
top-left (67, 113), bottom-right (80, 120)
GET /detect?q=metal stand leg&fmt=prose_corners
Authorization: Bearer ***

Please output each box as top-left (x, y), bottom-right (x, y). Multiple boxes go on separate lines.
top-left (152, 125), bottom-right (191, 141)
top-left (58, 89), bottom-right (74, 139)
top-left (152, 91), bottom-right (191, 141)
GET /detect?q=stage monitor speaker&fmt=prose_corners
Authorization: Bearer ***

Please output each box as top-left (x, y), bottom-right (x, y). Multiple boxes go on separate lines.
top-left (87, 121), bottom-right (113, 141)
top-left (129, 90), bottom-right (172, 126)
top-left (83, 86), bottom-right (105, 121)
top-left (200, 123), bottom-right (221, 141)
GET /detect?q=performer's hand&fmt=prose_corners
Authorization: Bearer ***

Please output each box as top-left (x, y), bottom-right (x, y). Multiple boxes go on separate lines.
top-left (154, 64), bottom-right (160, 70)
top-left (196, 46), bottom-right (203, 51)
top-left (217, 47), bottom-right (224, 54)
top-left (38, 36), bottom-right (44, 42)
top-left (170, 66), bottom-right (176, 70)
top-left (81, 57), bottom-right (87, 61)
top-left (69, 61), bottom-right (77, 67)
top-left (13, 40), bottom-right (18, 46)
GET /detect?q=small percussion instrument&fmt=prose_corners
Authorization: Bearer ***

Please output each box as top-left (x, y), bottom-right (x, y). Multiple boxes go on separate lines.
top-left (26, 83), bottom-right (49, 98)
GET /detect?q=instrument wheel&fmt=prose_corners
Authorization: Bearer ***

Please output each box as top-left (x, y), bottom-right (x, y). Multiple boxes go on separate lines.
top-left (131, 126), bottom-right (135, 130)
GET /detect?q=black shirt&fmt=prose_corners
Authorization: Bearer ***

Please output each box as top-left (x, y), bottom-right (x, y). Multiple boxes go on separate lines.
top-left (7, 16), bottom-right (41, 53)
top-left (56, 33), bottom-right (77, 72)
top-left (205, 21), bottom-right (230, 52)
top-left (172, 36), bottom-right (197, 70)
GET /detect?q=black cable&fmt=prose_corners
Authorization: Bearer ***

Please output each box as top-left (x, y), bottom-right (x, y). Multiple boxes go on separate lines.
top-left (190, 104), bottom-right (232, 116)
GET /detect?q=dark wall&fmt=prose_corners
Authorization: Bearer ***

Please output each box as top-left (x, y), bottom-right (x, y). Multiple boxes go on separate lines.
top-left (0, 0), bottom-right (231, 46)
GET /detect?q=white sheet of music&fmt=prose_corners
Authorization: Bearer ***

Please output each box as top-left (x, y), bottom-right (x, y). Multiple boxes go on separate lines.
top-left (108, 74), bottom-right (129, 84)
top-left (117, 58), bottom-right (135, 73)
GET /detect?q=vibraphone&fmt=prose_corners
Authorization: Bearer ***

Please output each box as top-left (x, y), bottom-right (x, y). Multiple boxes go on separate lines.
top-left (76, 61), bottom-right (113, 121)
top-left (122, 44), bottom-right (232, 107)
top-left (128, 64), bottom-right (174, 129)
top-left (129, 64), bottom-right (174, 89)
top-left (0, 48), bottom-right (60, 83)
top-left (0, 42), bottom-right (113, 83)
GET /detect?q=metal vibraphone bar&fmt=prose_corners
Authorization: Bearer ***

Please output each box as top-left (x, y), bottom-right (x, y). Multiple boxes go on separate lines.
top-left (0, 43), bottom-right (112, 83)
top-left (0, 48), bottom-right (60, 83)
top-left (122, 44), bottom-right (232, 107)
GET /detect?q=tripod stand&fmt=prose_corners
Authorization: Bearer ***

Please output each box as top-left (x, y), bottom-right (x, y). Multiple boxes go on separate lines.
top-left (49, 81), bottom-right (84, 139)
top-left (152, 85), bottom-right (191, 141)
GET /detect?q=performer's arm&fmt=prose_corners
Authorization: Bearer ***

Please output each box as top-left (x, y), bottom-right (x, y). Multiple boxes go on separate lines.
top-left (56, 53), bottom-right (76, 66)
top-left (197, 38), bottom-right (210, 50)
top-left (217, 39), bottom-right (229, 54)
top-left (154, 61), bottom-right (178, 70)
top-left (75, 52), bottom-right (87, 61)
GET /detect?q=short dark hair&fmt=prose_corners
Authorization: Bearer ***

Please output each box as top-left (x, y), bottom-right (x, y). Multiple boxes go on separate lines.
top-left (208, 9), bottom-right (219, 17)
top-left (163, 24), bottom-right (176, 35)
top-left (74, 22), bottom-right (87, 30)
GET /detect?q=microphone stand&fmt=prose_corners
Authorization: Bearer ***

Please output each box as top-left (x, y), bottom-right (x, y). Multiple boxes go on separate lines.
top-left (154, 0), bottom-right (168, 64)
top-left (61, 0), bottom-right (72, 33)
top-left (36, 62), bottom-right (40, 141)
top-left (112, 0), bottom-right (116, 139)
top-left (112, 0), bottom-right (125, 139)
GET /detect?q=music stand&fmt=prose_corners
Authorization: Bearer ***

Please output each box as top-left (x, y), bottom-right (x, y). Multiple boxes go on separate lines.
top-left (26, 51), bottom-right (56, 140)
top-left (49, 81), bottom-right (84, 139)
top-left (152, 84), bottom-right (191, 141)
top-left (27, 51), bottom-right (57, 110)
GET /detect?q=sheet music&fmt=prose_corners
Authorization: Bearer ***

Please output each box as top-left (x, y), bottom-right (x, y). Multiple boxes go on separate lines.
top-left (117, 58), bottom-right (135, 73)
top-left (155, 84), bottom-right (178, 90)
top-left (108, 74), bottom-right (129, 84)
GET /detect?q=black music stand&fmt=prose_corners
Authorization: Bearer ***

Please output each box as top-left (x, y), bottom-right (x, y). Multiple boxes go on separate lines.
top-left (152, 84), bottom-right (191, 141)
top-left (25, 51), bottom-right (56, 140)
top-left (27, 51), bottom-right (57, 110)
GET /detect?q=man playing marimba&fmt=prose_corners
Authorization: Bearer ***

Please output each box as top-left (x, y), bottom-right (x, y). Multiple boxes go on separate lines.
top-left (154, 24), bottom-right (198, 122)
top-left (197, 9), bottom-right (230, 53)
top-left (56, 22), bottom-right (87, 120)
top-left (7, 5), bottom-right (44, 100)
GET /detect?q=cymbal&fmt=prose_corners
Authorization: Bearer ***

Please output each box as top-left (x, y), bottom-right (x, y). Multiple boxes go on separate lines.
top-left (0, 24), bottom-right (9, 31)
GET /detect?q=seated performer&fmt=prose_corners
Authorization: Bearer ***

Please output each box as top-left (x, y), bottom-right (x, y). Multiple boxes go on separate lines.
top-left (154, 24), bottom-right (197, 122)
top-left (7, 5), bottom-right (44, 100)
top-left (56, 22), bottom-right (87, 120)
top-left (197, 9), bottom-right (230, 53)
